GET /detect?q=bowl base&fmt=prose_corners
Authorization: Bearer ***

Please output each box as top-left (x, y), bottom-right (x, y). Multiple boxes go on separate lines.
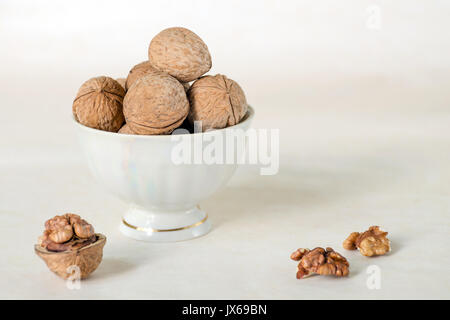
top-left (119, 205), bottom-right (211, 242)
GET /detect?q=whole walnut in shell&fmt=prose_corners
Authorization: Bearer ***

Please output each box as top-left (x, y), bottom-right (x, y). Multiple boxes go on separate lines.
top-left (73, 76), bottom-right (125, 132)
top-left (125, 61), bottom-right (159, 91)
top-left (118, 123), bottom-right (136, 134)
top-left (116, 78), bottom-right (126, 90)
top-left (181, 82), bottom-right (191, 92)
top-left (188, 74), bottom-right (248, 131)
top-left (148, 27), bottom-right (212, 82)
top-left (123, 73), bottom-right (189, 135)
top-left (35, 214), bottom-right (106, 279)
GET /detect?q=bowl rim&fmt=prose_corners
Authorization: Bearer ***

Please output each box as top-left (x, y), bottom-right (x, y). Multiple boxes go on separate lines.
top-left (73, 105), bottom-right (255, 139)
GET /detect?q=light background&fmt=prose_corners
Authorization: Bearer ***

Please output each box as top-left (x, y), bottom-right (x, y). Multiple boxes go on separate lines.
top-left (0, 0), bottom-right (449, 299)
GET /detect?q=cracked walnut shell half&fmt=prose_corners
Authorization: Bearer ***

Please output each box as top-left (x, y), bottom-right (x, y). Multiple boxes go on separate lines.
top-left (343, 226), bottom-right (390, 257)
top-left (123, 73), bottom-right (189, 135)
top-left (35, 234), bottom-right (106, 280)
top-left (72, 76), bottom-right (125, 132)
top-left (35, 214), bottom-right (106, 279)
top-left (188, 74), bottom-right (248, 132)
top-left (290, 247), bottom-right (349, 279)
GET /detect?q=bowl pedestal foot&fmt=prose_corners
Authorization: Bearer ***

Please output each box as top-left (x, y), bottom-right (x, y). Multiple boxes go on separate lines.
top-left (119, 205), bottom-right (211, 242)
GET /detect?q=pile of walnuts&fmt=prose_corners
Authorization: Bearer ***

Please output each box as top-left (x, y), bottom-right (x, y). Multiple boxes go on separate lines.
top-left (73, 27), bottom-right (249, 135)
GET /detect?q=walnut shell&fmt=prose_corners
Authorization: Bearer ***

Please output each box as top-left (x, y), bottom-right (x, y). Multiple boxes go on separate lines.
top-left (148, 27), bottom-right (212, 82)
top-left (73, 76), bottom-right (125, 132)
top-left (188, 74), bottom-right (248, 131)
top-left (116, 78), bottom-right (126, 90)
top-left (125, 61), bottom-right (159, 91)
top-left (35, 234), bottom-right (106, 280)
top-left (181, 82), bottom-right (191, 92)
top-left (118, 123), bottom-right (136, 134)
top-left (123, 73), bottom-right (189, 135)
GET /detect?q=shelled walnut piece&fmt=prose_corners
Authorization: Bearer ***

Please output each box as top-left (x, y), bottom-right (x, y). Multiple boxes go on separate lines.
top-left (290, 247), bottom-right (349, 279)
top-left (343, 226), bottom-right (390, 257)
top-left (38, 214), bottom-right (96, 252)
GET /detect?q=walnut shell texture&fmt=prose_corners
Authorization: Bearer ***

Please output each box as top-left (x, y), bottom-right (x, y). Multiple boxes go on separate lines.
top-left (73, 76), bottom-right (125, 132)
top-left (116, 78), bottom-right (126, 90)
top-left (188, 74), bottom-right (248, 131)
top-left (123, 73), bottom-right (189, 135)
top-left (125, 61), bottom-right (159, 91)
top-left (148, 27), bottom-right (212, 82)
top-left (35, 234), bottom-right (106, 280)
top-left (118, 123), bottom-right (136, 134)
top-left (181, 82), bottom-right (191, 92)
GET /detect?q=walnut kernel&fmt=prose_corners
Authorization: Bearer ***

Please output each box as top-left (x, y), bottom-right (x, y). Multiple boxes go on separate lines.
top-left (343, 226), bottom-right (390, 257)
top-left (39, 214), bottom-right (96, 252)
top-left (290, 247), bottom-right (349, 279)
top-left (343, 232), bottom-right (359, 250)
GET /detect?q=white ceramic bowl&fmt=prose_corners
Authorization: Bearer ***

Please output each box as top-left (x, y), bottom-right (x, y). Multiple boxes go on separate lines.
top-left (74, 106), bottom-right (254, 241)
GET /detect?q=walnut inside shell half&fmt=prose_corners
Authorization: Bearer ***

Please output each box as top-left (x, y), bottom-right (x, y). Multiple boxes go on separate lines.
top-left (35, 214), bottom-right (106, 279)
top-left (343, 226), bottom-right (390, 257)
top-left (290, 247), bottom-right (350, 279)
